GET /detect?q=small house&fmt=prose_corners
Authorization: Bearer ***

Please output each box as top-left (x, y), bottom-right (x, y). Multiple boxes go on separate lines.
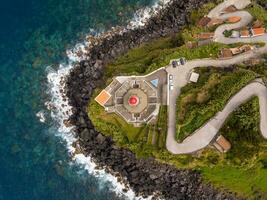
top-left (230, 47), bottom-right (241, 55)
top-left (240, 29), bottom-right (251, 38)
top-left (197, 16), bottom-right (211, 27)
top-left (207, 18), bottom-right (224, 27)
top-left (197, 32), bottom-right (214, 40)
top-left (221, 5), bottom-right (237, 14)
top-left (226, 16), bottom-right (241, 23)
top-left (218, 48), bottom-right (233, 59)
top-left (251, 27), bottom-right (265, 37)
top-left (214, 135), bottom-right (231, 153)
top-left (95, 90), bottom-right (111, 107)
top-left (189, 72), bottom-right (200, 83)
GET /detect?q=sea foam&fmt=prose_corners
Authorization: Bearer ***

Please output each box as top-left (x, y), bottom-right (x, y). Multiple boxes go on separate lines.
top-left (46, 42), bottom-right (152, 200)
top-left (46, 0), bottom-right (170, 199)
top-left (129, 0), bottom-right (171, 28)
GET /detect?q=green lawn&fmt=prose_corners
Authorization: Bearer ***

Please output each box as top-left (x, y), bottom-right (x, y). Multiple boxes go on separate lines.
top-left (201, 165), bottom-right (267, 199)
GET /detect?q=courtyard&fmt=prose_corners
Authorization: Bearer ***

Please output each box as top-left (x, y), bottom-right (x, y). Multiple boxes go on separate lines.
top-left (95, 68), bottom-right (167, 126)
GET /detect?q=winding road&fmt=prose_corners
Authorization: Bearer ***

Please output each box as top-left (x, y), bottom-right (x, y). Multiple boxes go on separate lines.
top-left (166, 0), bottom-right (267, 154)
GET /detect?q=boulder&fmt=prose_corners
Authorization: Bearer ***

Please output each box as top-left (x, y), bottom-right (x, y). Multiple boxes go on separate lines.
top-left (96, 133), bottom-right (106, 144)
top-left (80, 128), bottom-right (90, 142)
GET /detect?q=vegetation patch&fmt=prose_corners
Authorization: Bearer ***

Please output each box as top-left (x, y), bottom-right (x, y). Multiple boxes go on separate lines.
top-left (246, 2), bottom-right (267, 28)
top-left (88, 92), bottom-right (168, 157)
top-left (201, 97), bottom-right (267, 199)
top-left (176, 67), bottom-right (259, 141)
top-left (105, 37), bottom-right (227, 78)
top-left (223, 30), bottom-right (233, 37)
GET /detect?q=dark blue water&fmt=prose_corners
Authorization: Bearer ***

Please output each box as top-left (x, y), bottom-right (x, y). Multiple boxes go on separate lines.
top-left (0, 1), bottom-right (154, 199)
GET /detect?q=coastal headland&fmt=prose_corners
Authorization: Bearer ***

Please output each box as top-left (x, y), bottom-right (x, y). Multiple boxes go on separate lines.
top-left (64, 0), bottom-right (267, 199)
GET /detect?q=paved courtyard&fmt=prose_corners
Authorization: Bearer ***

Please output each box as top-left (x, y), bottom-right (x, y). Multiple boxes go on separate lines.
top-left (95, 68), bottom-right (167, 126)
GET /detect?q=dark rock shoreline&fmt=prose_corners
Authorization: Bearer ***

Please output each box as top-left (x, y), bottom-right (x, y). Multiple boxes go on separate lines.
top-left (65, 0), bottom-right (239, 199)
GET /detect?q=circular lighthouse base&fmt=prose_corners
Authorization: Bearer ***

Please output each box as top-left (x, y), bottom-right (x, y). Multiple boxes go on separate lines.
top-left (123, 89), bottom-right (148, 113)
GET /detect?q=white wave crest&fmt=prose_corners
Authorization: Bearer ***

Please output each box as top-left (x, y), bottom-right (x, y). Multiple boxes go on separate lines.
top-left (36, 110), bottom-right (46, 123)
top-left (46, 0), bottom-right (170, 199)
top-left (129, 0), bottom-right (171, 29)
top-left (46, 42), bottom-right (154, 200)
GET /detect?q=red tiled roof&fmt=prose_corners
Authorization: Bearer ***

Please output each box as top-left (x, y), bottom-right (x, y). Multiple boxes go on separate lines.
top-left (219, 48), bottom-right (233, 59)
top-left (226, 16), bottom-right (241, 23)
top-left (197, 16), bottom-right (211, 27)
top-left (95, 90), bottom-right (111, 106)
top-left (216, 135), bottom-right (231, 152)
top-left (252, 28), bottom-right (265, 36)
top-left (197, 32), bottom-right (214, 39)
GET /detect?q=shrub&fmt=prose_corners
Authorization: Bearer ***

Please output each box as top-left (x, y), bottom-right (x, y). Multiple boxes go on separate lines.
top-left (196, 89), bottom-right (210, 103)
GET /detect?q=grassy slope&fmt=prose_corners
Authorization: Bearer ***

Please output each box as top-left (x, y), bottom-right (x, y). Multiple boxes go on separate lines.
top-left (89, 89), bottom-right (145, 145)
top-left (105, 1), bottom-right (224, 78)
top-left (89, 94), bottom-right (168, 157)
top-left (246, 2), bottom-right (267, 28)
top-left (105, 38), bottom-right (227, 78)
top-left (201, 97), bottom-right (267, 198)
top-left (88, 1), bottom-right (267, 199)
top-left (176, 68), bottom-right (259, 141)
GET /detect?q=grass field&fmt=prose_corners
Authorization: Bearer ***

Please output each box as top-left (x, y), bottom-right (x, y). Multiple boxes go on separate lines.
top-left (201, 165), bottom-right (267, 198)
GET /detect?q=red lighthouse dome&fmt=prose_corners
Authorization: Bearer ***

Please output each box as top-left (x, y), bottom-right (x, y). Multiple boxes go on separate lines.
top-left (128, 95), bottom-right (139, 106)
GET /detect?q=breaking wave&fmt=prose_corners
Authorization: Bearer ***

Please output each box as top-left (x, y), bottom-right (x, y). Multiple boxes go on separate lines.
top-left (129, 0), bottom-right (171, 28)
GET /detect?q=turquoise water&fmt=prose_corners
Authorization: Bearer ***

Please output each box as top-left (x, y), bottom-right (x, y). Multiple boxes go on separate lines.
top-left (0, 1), bottom-right (154, 199)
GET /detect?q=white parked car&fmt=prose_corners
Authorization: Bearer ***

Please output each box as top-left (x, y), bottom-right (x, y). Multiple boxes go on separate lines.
top-left (169, 74), bottom-right (173, 82)
top-left (172, 60), bottom-right (180, 68)
top-left (169, 84), bottom-right (174, 90)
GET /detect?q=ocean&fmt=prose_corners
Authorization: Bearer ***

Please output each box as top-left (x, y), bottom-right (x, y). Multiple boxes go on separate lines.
top-left (0, 0), bottom-right (167, 199)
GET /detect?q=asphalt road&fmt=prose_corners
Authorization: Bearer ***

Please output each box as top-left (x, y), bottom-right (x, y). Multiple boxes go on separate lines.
top-left (165, 0), bottom-right (267, 154)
